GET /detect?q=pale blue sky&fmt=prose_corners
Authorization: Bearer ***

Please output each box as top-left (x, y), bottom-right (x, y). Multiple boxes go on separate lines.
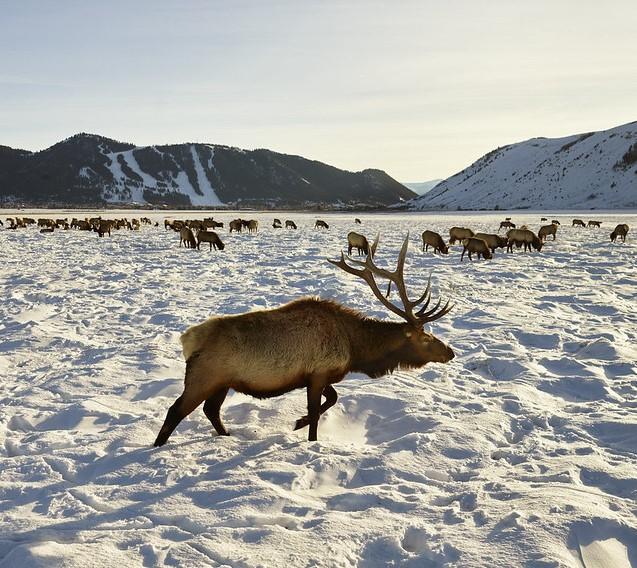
top-left (1, 0), bottom-right (636, 180)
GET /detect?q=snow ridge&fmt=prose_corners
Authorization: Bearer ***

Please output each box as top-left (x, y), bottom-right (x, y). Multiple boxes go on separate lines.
top-left (409, 121), bottom-right (637, 210)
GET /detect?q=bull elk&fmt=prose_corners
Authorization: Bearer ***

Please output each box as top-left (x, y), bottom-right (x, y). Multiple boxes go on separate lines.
top-left (153, 236), bottom-right (454, 446)
top-left (347, 232), bottom-right (377, 256)
top-left (421, 230), bottom-right (448, 254)
top-left (610, 224), bottom-right (629, 242)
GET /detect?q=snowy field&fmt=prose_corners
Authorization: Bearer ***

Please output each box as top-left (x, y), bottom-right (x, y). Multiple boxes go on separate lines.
top-left (0, 210), bottom-right (636, 567)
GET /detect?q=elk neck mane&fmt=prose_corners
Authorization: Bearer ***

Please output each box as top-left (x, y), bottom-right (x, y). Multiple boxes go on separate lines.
top-left (302, 298), bottom-right (414, 378)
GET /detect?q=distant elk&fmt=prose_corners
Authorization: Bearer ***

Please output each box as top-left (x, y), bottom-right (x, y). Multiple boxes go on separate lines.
top-left (421, 230), bottom-right (448, 254)
top-left (153, 235), bottom-right (454, 446)
top-left (96, 220), bottom-right (112, 237)
top-left (461, 237), bottom-right (493, 261)
top-left (449, 227), bottom-right (474, 245)
top-left (499, 221), bottom-right (516, 231)
top-left (474, 232), bottom-right (507, 253)
top-left (285, 220), bottom-right (297, 229)
top-left (315, 220), bottom-right (329, 230)
top-left (229, 219), bottom-right (243, 233)
top-left (538, 224), bottom-right (557, 241)
top-left (507, 228), bottom-right (543, 252)
top-left (180, 227), bottom-right (197, 249)
top-left (572, 219), bottom-right (586, 227)
top-left (355, 218), bottom-right (362, 224)
top-left (197, 230), bottom-right (225, 251)
top-left (540, 217), bottom-right (548, 221)
top-left (272, 218), bottom-right (283, 228)
top-left (247, 220), bottom-right (259, 233)
top-left (588, 220), bottom-right (602, 228)
top-left (347, 232), bottom-right (377, 257)
top-left (610, 224), bottom-right (629, 243)
top-left (203, 219), bottom-right (224, 230)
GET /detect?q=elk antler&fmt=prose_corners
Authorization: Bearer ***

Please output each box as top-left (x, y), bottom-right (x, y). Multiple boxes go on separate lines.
top-left (328, 234), bottom-right (453, 325)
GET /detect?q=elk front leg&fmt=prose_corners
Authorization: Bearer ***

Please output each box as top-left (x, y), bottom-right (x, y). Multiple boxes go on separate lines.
top-left (203, 387), bottom-right (230, 436)
top-left (306, 383), bottom-right (325, 441)
top-left (294, 385), bottom-right (338, 431)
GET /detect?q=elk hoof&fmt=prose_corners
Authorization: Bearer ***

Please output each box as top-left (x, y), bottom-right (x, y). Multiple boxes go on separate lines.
top-left (294, 416), bottom-right (309, 430)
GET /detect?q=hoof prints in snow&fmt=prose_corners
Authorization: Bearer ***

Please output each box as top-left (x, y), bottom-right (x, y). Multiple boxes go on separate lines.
top-left (0, 210), bottom-right (636, 566)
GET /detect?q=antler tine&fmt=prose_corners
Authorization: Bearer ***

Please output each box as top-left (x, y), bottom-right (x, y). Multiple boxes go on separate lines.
top-left (419, 300), bottom-right (454, 323)
top-left (328, 252), bottom-right (411, 322)
top-left (408, 274), bottom-right (432, 310)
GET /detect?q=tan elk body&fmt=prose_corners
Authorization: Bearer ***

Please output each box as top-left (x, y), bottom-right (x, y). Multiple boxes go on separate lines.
top-left (154, 236), bottom-right (454, 446)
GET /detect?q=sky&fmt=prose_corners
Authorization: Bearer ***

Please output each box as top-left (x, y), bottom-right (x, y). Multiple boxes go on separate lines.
top-left (1, 0), bottom-right (636, 181)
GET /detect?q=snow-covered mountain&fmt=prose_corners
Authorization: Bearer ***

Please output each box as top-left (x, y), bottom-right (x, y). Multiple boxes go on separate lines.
top-left (402, 179), bottom-right (443, 195)
top-left (0, 134), bottom-right (415, 207)
top-left (408, 121), bottom-right (637, 210)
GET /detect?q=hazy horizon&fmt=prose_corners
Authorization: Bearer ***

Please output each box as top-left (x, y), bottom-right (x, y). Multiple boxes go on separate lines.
top-left (2, 0), bottom-right (636, 181)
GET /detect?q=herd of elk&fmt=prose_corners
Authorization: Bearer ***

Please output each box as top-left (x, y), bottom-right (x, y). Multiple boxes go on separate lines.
top-left (153, 235), bottom-right (454, 446)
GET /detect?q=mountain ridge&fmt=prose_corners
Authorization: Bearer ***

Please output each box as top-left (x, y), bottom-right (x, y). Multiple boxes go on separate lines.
top-left (0, 133), bottom-right (415, 207)
top-left (407, 121), bottom-right (637, 210)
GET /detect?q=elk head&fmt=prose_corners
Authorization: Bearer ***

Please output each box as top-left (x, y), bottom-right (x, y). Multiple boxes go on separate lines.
top-left (329, 234), bottom-right (454, 367)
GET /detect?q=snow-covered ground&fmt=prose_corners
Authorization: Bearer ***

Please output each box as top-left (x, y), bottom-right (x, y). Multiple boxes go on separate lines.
top-left (1, 210), bottom-right (636, 567)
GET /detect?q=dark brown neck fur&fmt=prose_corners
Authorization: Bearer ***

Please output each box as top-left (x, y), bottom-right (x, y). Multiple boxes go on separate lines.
top-left (346, 317), bottom-right (413, 378)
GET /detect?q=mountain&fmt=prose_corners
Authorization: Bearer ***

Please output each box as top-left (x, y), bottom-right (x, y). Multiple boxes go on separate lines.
top-left (407, 121), bottom-right (637, 210)
top-left (402, 180), bottom-right (443, 195)
top-left (0, 134), bottom-right (415, 207)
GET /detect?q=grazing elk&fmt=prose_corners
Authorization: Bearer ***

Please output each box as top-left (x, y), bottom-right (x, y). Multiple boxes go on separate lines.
top-left (572, 219), bottom-right (586, 227)
top-left (273, 218), bottom-right (282, 228)
top-left (449, 227), bottom-right (474, 245)
top-left (552, 220), bottom-right (561, 225)
top-left (347, 232), bottom-right (377, 256)
top-left (153, 236), bottom-right (454, 446)
top-left (588, 220), bottom-right (602, 228)
top-left (474, 233), bottom-right (508, 253)
top-left (507, 228), bottom-right (543, 252)
top-left (229, 219), bottom-right (243, 233)
top-left (499, 221), bottom-right (516, 230)
top-left (285, 220), bottom-right (297, 230)
top-left (180, 227), bottom-right (197, 249)
top-left (197, 230), bottom-right (225, 251)
top-left (96, 220), bottom-right (112, 237)
top-left (610, 224), bottom-right (629, 242)
top-left (461, 237), bottom-right (492, 261)
top-left (538, 223), bottom-right (557, 241)
top-left (540, 217), bottom-right (548, 221)
top-left (422, 230), bottom-right (448, 254)
top-left (355, 218), bottom-right (362, 224)
top-left (315, 220), bottom-right (329, 230)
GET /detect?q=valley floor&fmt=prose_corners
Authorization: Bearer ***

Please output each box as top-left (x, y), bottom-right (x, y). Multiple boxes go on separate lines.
top-left (0, 211), bottom-right (636, 567)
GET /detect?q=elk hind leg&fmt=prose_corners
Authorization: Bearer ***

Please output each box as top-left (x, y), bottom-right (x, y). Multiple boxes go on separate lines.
top-left (153, 391), bottom-right (203, 447)
top-left (203, 387), bottom-right (230, 436)
top-left (306, 383), bottom-right (324, 442)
